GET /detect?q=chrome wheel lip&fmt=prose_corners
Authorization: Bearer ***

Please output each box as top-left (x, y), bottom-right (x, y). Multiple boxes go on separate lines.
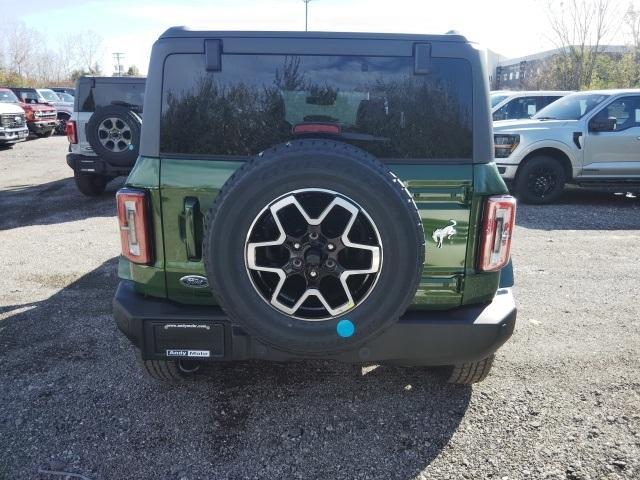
top-left (244, 188), bottom-right (383, 322)
top-left (97, 117), bottom-right (132, 152)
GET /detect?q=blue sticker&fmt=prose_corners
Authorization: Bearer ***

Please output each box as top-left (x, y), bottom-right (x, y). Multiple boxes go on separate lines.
top-left (128, 144), bottom-right (135, 151)
top-left (336, 319), bottom-right (355, 338)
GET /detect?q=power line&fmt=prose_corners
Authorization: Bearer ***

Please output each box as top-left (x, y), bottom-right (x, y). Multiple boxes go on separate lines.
top-left (112, 52), bottom-right (125, 76)
top-left (302, 0), bottom-right (314, 32)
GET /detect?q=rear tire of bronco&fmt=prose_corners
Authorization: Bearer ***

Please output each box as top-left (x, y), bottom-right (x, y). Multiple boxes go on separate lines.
top-left (514, 156), bottom-right (566, 204)
top-left (204, 139), bottom-right (425, 356)
top-left (138, 358), bottom-right (201, 382)
top-left (74, 170), bottom-right (108, 196)
top-left (445, 354), bottom-right (495, 384)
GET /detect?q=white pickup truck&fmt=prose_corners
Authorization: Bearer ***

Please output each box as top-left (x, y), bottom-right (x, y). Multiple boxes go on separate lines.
top-left (494, 89), bottom-right (640, 203)
top-left (0, 89), bottom-right (29, 147)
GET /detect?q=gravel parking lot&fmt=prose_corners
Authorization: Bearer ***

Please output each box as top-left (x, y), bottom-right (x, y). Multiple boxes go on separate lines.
top-left (1, 136), bottom-right (639, 480)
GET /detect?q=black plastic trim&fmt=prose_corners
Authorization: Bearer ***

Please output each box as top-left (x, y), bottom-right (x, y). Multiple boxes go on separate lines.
top-left (113, 280), bottom-right (516, 366)
top-left (155, 152), bottom-right (475, 165)
top-left (66, 153), bottom-right (133, 177)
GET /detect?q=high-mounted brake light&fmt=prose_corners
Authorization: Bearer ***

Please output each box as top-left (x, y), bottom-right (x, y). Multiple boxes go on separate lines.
top-left (66, 120), bottom-right (77, 144)
top-left (116, 188), bottom-right (152, 264)
top-left (478, 195), bottom-right (516, 272)
top-left (292, 123), bottom-right (341, 135)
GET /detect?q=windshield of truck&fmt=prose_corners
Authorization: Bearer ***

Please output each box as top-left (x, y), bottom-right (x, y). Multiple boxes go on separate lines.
top-left (491, 94), bottom-right (510, 108)
top-left (0, 90), bottom-right (20, 103)
top-left (16, 91), bottom-right (40, 103)
top-left (38, 89), bottom-right (60, 102)
top-left (533, 93), bottom-right (609, 120)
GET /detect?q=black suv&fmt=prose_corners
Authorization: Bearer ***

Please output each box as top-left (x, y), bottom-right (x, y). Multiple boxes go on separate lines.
top-left (66, 76), bottom-right (145, 196)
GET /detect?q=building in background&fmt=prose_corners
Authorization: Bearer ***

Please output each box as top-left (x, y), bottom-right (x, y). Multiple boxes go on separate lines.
top-left (492, 45), bottom-right (628, 90)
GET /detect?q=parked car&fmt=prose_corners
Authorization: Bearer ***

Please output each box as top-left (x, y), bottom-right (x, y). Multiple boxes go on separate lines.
top-left (66, 76), bottom-right (145, 196)
top-left (112, 28), bottom-right (517, 385)
top-left (49, 87), bottom-right (75, 97)
top-left (0, 89), bottom-right (29, 147)
top-left (494, 89), bottom-right (640, 203)
top-left (491, 90), bottom-right (571, 121)
top-left (7, 87), bottom-right (57, 137)
top-left (37, 88), bottom-right (73, 135)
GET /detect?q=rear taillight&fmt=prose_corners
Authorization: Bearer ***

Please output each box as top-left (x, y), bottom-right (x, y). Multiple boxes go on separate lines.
top-left (116, 188), bottom-right (152, 264)
top-left (66, 120), bottom-right (77, 144)
top-left (478, 195), bottom-right (516, 272)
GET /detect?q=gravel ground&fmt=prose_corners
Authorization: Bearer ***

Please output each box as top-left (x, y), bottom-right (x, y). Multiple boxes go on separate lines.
top-left (0, 136), bottom-right (639, 480)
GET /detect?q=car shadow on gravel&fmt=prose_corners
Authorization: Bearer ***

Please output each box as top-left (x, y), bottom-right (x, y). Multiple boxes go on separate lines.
top-left (0, 258), bottom-right (471, 480)
top-left (0, 176), bottom-right (124, 231)
top-left (517, 188), bottom-right (640, 231)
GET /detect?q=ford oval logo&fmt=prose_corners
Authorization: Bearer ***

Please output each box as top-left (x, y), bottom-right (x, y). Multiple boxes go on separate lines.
top-left (179, 275), bottom-right (209, 289)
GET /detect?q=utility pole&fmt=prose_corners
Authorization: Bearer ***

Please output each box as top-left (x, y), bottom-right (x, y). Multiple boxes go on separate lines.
top-left (303, 0), bottom-right (313, 31)
top-left (112, 52), bottom-right (125, 76)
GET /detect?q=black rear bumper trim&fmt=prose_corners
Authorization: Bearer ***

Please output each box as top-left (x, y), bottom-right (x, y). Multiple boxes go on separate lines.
top-left (67, 153), bottom-right (132, 177)
top-left (113, 281), bottom-right (516, 365)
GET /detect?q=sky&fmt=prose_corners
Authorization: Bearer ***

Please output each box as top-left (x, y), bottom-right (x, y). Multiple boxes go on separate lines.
top-left (2, 0), bottom-right (632, 75)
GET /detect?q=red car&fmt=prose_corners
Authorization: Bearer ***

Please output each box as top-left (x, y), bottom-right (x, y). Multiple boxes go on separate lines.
top-left (2, 88), bottom-right (57, 137)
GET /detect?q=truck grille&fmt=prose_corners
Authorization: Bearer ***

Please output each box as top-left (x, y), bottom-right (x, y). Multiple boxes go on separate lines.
top-left (34, 111), bottom-right (56, 120)
top-left (1, 113), bottom-right (26, 128)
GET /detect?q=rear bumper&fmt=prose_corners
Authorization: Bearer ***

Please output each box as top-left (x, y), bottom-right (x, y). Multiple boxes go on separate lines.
top-left (67, 153), bottom-right (132, 177)
top-left (113, 281), bottom-right (517, 366)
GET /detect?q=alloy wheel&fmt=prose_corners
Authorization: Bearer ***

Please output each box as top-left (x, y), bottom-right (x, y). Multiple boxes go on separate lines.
top-left (97, 117), bottom-right (132, 152)
top-left (245, 189), bottom-right (383, 321)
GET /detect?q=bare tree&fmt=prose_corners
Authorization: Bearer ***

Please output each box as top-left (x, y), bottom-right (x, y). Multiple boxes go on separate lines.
top-left (74, 30), bottom-right (104, 74)
top-left (624, 2), bottom-right (640, 84)
top-left (626, 2), bottom-right (640, 48)
top-left (546, 0), bottom-right (622, 88)
top-left (5, 21), bottom-right (35, 78)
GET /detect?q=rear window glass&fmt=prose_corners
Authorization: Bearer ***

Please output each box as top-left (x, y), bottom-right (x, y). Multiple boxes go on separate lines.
top-left (78, 82), bottom-right (145, 113)
top-left (160, 53), bottom-right (473, 159)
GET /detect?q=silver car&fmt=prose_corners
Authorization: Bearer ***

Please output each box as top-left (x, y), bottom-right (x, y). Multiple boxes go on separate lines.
top-left (493, 89), bottom-right (640, 203)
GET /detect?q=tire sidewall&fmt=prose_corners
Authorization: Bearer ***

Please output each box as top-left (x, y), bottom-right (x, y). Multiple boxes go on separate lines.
top-left (86, 106), bottom-right (141, 166)
top-left (515, 156), bottom-right (566, 204)
top-left (205, 141), bottom-right (424, 355)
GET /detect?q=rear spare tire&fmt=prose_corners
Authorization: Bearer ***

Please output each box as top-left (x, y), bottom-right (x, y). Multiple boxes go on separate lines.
top-left (204, 139), bottom-right (425, 355)
top-left (85, 105), bottom-right (141, 166)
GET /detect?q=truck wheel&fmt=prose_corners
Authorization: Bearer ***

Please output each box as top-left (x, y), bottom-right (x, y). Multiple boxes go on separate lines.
top-left (74, 170), bottom-right (108, 196)
top-left (514, 156), bottom-right (566, 204)
top-left (138, 358), bottom-right (201, 382)
top-left (445, 354), bottom-right (495, 384)
top-left (55, 114), bottom-right (69, 135)
top-left (36, 129), bottom-right (53, 138)
top-left (204, 139), bottom-right (425, 356)
top-left (85, 105), bottom-right (141, 166)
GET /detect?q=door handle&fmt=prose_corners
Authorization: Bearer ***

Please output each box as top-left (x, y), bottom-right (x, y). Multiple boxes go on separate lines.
top-left (184, 197), bottom-right (200, 261)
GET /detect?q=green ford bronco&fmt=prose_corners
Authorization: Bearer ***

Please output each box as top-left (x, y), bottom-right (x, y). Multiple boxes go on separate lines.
top-left (113, 28), bottom-right (517, 384)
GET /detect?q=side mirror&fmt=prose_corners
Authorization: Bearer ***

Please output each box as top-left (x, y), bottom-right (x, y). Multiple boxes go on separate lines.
top-left (589, 116), bottom-right (617, 132)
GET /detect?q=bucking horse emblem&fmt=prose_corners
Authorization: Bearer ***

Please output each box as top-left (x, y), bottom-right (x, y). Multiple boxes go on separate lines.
top-left (432, 220), bottom-right (457, 248)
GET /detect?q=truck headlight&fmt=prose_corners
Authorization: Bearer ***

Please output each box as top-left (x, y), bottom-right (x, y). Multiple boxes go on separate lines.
top-left (494, 134), bottom-right (520, 158)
